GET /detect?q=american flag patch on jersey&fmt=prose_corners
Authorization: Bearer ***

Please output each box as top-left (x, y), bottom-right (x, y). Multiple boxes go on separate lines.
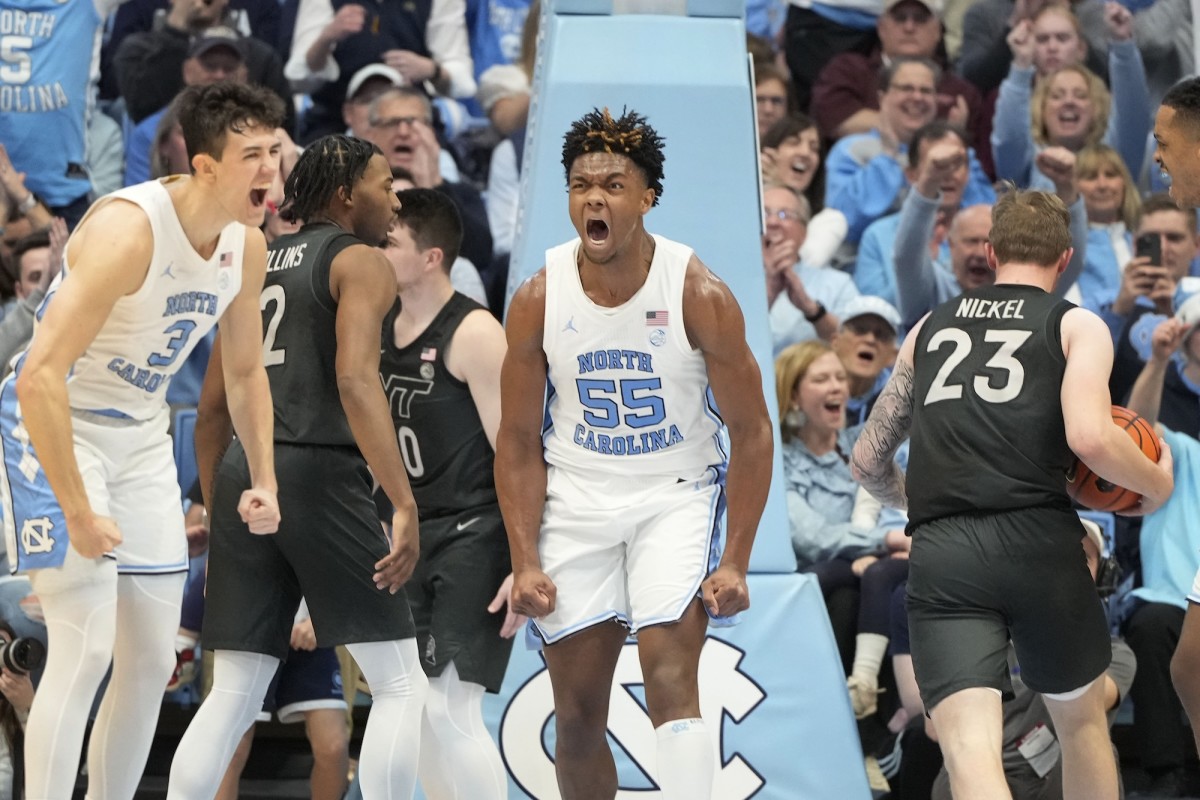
top-left (645, 310), bottom-right (668, 326)
top-left (421, 347), bottom-right (437, 361)
top-left (219, 251), bottom-right (233, 268)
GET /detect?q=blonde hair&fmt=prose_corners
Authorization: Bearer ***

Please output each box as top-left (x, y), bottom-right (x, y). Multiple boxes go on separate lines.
top-left (1075, 144), bottom-right (1140, 229)
top-left (990, 188), bottom-right (1072, 267)
top-left (774, 341), bottom-right (833, 443)
top-left (1031, 65), bottom-right (1110, 149)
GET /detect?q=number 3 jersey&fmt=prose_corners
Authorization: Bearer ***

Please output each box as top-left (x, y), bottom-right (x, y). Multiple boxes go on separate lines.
top-left (541, 234), bottom-right (727, 479)
top-left (907, 283), bottom-right (1076, 528)
top-left (30, 178), bottom-right (244, 421)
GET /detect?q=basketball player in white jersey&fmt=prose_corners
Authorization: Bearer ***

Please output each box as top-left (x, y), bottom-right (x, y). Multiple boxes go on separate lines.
top-left (496, 108), bottom-right (774, 799)
top-left (0, 82), bottom-right (283, 798)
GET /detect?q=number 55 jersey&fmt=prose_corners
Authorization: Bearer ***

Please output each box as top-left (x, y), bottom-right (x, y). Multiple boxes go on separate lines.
top-left (541, 234), bottom-right (727, 480)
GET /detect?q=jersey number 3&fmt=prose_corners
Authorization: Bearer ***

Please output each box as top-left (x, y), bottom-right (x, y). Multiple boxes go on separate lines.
top-left (923, 328), bottom-right (1031, 406)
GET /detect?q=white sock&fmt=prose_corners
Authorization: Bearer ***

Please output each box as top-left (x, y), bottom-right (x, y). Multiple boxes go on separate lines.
top-left (167, 649), bottom-right (280, 798)
top-left (88, 572), bottom-right (186, 798)
top-left (347, 638), bottom-right (428, 798)
top-left (851, 633), bottom-right (889, 685)
top-left (654, 718), bottom-right (714, 799)
top-left (417, 663), bottom-right (506, 800)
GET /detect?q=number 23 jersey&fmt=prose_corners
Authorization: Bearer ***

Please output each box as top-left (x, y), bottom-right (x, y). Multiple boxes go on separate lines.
top-left (907, 283), bottom-right (1076, 527)
top-left (541, 234), bottom-right (727, 480)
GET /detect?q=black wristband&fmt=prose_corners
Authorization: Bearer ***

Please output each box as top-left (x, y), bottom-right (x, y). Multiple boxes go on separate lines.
top-left (804, 302), bottom-right (827, 323)
top-left (431, 62), bottom-right (444, 84)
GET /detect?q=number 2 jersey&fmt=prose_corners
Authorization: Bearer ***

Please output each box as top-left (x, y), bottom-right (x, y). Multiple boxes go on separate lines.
top-left (907, 283), bottom-right (1077, 528)
top-left (261, 222), bottom-right (362, 446)
top-left (541, 234), bottom-right (726, 479)
top-left (379, 292), bottom-right (497, 520)
top-left (23, 178), bottom-right (244, 421)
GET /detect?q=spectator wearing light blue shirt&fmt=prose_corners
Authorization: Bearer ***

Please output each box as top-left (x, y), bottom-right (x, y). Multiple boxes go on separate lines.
top-left (1122, 312), bottom-right (1200, 797)
top-left (763, 184), bottom-right (861, 355)
top-left (990, 3), bottom-right (1150, 191)
top-left (825, 58), bottom-right (994, 246)
top-left (855, 121), bottom-right (993, 307)
top-left (893, 146), bottom-right (1087, 329)
top-left (1065, 144), bottom-right (1141, 335)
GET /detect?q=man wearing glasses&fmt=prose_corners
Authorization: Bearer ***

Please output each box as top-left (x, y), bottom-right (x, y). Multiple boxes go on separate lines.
top-left (361, 85), bottom-right (494, 273)
top-left (762, 183), bottom-right (861, 354)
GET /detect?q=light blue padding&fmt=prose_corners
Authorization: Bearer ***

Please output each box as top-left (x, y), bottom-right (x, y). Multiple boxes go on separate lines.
top-left (418, 573), bottom-right (867, 799)
top-left (507, 0), bottom-right (794, 574)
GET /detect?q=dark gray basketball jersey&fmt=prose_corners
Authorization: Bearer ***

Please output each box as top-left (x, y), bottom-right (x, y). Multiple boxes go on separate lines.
top-left (379, 293), bottom-right (497, 519)
top-left (262, 223), bottom-right (361, 446)
top-left (907, 284), bottom-right (1076, 528)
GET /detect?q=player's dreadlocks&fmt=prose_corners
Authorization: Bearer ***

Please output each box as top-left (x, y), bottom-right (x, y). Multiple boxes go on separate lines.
top-left (280, 134), bottom-right (382, 224)
top-left (561, 108), bottom-right (665, 206)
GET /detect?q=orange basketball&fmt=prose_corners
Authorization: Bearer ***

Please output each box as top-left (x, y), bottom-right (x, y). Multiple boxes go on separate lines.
top-left (1067, 406), bottom-right (1161, 513)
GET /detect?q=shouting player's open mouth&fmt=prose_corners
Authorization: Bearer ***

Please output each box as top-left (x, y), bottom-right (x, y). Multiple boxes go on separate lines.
top-left (586, 219), bottom-right (610, 245)
top-left (250, 186), bottom-right (269, 208)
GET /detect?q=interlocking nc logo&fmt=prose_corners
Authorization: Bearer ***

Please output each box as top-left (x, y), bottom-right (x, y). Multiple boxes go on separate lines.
top-left (500, 638), bottom-right (766, 798)
top-left (20, 517), bottom-right (54, 554)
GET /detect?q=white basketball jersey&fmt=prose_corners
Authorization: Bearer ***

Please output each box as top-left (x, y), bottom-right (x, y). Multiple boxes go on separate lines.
top-left (541, 234), bottom-right (727, 478)
top-left (37, 178), bottom-right (244, 420)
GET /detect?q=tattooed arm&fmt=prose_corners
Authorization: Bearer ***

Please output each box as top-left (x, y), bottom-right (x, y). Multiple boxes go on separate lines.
top-left (851, 318), bottom-right (923, 509)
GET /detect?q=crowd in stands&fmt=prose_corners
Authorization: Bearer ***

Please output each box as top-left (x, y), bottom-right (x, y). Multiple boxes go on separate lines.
top-left (1, 0), bottom-right (1199, 794)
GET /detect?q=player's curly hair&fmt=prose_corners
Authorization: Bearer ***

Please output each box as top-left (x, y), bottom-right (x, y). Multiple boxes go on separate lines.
top-left (561, 108), bottom-right (665, 206)
top-left (280, 135), bottom-right (382, 224)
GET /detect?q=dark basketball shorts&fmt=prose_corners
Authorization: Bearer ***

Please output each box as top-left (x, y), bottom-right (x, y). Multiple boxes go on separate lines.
top-left (203, 441), bottom-right (415, 660)
top-left (907, 506), bottom-right (1111, 712)
top-left (408, 506), bottom-right (513, 693)
top-left (257, 645), bottom-right (346, 724)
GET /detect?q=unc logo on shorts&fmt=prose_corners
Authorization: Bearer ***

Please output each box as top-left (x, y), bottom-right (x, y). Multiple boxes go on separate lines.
top-left (500, 638), bottom-right (766, 797)
top-left (20, 517), bottom-right (55, 555)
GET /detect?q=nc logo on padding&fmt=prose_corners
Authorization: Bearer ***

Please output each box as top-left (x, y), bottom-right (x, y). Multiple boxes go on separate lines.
top-left (20, 517), bottom-right (55, 554)
top-left (500, 637), bottom-right (766, 798)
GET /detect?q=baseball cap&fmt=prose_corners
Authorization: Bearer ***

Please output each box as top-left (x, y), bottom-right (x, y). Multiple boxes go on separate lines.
top-left (883, 0), bottom-right (944, 17)
top-left (346, 64), bottom-right (405, 103)
top-left (841, 295), bottom-right (902, 335)
top-left (188, 26), bottom-right (245, 61)
top-left (1176, 291), bottom-right (1200, 339)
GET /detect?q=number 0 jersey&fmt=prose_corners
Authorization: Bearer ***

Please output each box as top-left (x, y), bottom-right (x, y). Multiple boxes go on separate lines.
top-left (541, 235), bottom-right (726, 479)
top-left (907, 283), bottom-right (1076, 528)
top-left (26, 178), bottom-right (244, 421)
top-left (379, 292), bottom-right (497, 519)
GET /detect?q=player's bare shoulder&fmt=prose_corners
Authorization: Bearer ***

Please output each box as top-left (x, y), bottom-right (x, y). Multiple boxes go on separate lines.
top-left (682, 253), bottom-right (745, 350)
top-left (1060, 305), bottom-right (1113, 358)
top-left (66, 197), bottom-right (156, 294)
top-left (505, 268), bottom-right (548, 343)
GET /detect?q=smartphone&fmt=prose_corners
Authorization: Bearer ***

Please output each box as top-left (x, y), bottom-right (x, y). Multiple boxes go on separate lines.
top-left (1136, 232), bottom-right (1162, 266)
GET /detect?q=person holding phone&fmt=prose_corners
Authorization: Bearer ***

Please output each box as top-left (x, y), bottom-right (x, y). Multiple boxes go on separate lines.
top-left (1107, 193), bottom-right (1200, 436)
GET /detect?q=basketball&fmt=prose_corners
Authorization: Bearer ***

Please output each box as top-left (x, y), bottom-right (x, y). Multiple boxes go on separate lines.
top-left (1066, 406), bottom-right (1161, 513)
